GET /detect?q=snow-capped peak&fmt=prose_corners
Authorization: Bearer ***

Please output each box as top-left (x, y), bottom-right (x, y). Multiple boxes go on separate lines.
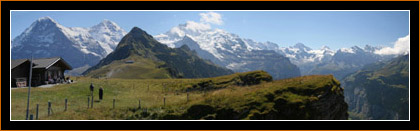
top-left (320, 45), bottom-right (330, 50)
top-left (91, 19), bottom-right (124, 33)
top-left (292, 43), bottom-right (312, 52)
top-left (89, 19), bottom-right (127, 54)
top-left (337, 46), bottom-right (365, 54)
top-left (12, 16), bottom-right (61, 48)
top-left (155, 21), bottom-right (244, 59)
top-left (12, 17), bottom-right (126, 58)
top-left (37, 16), bottom-right (58, 24)
top-left (351, 46), bottom-right (363, 52)
top-left (100, 19), bottom-right (118, 26)
top-left (339, 48), bottom-right (355, 54)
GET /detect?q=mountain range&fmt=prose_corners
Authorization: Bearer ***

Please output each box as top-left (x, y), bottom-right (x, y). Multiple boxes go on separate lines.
top-left (276, 44), bottom-right (395, 80)
top-left (155, 22), bottom-right (301, 79)
top-left (83, 27), bottom-right (234, 79)
top-left (154, 22), bottom-right (397, 80)
top-left (11, 17), bottom-right (409, 120)
top-left (12, 17), bottom-right (397, 80)
top-left (11, 17), bottom-right (126, 71)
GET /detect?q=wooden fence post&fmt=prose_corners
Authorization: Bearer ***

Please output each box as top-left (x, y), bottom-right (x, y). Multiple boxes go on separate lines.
top-left (87, 97), bottom-right (90, 109)
top-left (29, 114), bottom-right (34, 120)
top-left (36, 104), bottom-right (39, 120)
top-left (48, 101), bottom-right (51, 116)
top-left (138, 99), bottom-right (141, 109)
top-left (91, 94), bottom-right (94, 108)
top-left (113, 99), bottom-right (115, 109)
top-left (187, 93), bottom-right (189, 103)
top-left (64, 98), bottom-right (68, 111)
top-left (162, 83), bottom-right (164, 93)
top-left (163, 96), bottom-right (166, 107)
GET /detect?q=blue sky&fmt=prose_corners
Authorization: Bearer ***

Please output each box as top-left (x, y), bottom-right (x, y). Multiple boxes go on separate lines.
top-left (11, 11), bottom-right (409, 50)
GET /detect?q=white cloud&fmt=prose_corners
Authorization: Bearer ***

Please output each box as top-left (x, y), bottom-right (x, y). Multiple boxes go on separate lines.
top-left (199, 12), bottom-right (223, 25)
top-left (160, 12), bottom-right (223, 38)
top-left (375, 35), bottom-right (410, 55)
top-left (184, 21), bottom-right (211, 32)
top-left (168, 21), bottom-right (211, 37)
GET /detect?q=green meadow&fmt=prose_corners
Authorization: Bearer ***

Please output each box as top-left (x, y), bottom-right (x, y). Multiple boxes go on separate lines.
top-left (11, 71), bottom-right (343, 120)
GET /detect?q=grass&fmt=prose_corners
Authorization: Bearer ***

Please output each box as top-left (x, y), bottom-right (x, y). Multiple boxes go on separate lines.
top-left (85, 55), bottom-right (171, 79)
top-left (11, 77), bottom-right (204, 120)
top-left (11, 71), bottom-right (344, 120)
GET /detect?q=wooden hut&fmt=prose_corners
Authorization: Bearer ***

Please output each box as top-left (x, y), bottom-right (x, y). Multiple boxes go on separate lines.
top-left (11, 57), bottom-right (72, 87)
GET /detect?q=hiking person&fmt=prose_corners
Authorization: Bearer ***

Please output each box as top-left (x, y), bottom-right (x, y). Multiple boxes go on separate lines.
top-left (99, 87), bottom-right (104, 100)
top-left (90, 83), bottom-right (94, 96)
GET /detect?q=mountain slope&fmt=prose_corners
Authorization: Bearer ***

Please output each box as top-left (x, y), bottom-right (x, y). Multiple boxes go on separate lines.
top-left (134, 72), bottom-right (348, 120)
top-left (83, 27), bottom-right (234, 79)
top-left (173, 36), bottom-right (224, 66)
top-left (11, 17), bottom-right (126, 71)
top-left (155, 22), bottom-right (301, 79)
top-left (89, 19), bottom-right (127, 55)
top-left (342, 55), bottom-right (409, 120)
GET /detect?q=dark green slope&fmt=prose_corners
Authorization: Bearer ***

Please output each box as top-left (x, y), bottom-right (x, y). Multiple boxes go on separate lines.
top-left (343, 55), bottom-right (409, 120)
top-left (83, 27), bottom-right (234, 78)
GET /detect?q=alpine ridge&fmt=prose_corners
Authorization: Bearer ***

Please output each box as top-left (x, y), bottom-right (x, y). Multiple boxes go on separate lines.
top-left (83, 27), bottom-right (234, 79)
top-left (155, 22), bottom-right (301, 80)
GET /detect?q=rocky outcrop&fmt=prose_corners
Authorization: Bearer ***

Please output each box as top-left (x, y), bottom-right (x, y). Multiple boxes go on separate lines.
top-left (245, 77), bottom-right (348, 120)
top-left (309, 85), bottom-right (348, 120)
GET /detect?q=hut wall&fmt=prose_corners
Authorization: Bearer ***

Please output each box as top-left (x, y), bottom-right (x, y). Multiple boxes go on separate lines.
top-left (11, 62), bottom-right (30, 87)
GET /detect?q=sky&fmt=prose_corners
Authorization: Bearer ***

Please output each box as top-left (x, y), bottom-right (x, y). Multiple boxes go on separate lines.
top-left (11, 11), bottom-right (409, 50)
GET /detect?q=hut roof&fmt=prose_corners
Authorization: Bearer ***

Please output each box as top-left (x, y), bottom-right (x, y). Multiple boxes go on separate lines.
top-left (32, 57), bottom-right (72, 70)
top-left (11, 59), bottom-right (30, 69)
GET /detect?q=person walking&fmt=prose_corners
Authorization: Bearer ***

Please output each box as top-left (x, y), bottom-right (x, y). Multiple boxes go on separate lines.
top-left (90, 83), bottom-right (94, 96)
top-left (99, 87), bottom-right (104, 100)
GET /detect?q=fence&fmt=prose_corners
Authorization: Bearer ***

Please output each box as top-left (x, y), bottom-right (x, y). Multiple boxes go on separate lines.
top-left (25, 82), bottom-right (193, 120)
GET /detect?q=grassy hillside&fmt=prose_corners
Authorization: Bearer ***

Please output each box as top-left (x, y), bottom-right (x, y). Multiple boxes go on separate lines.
top-left (84, 55), bottom-right (172, 79)
top-left (11, 71), bottom-right (347, 120)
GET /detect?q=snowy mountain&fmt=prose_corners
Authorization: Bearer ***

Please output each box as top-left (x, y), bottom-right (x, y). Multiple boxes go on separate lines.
top-left (12, 16), bottom-right (398, 79)
top-left (11, 17), bottom-right (126, 73)
top-left (277, 43), bottom-right (334, 65)
top-left (275, 43), bottom-right (335, 75)
top-left (155, 22), bottom-right (249, 60)
top-left (89, 20), bottom-right (127, 55)
top-left (155, 22), bottom-right (395, 80)
top-left (276, 43), bottom-right (395, 79)
top-left (155, 22), bottom-right (300, 79)
top-left (242, 39), bottom-right (280, 51)
top-left (173, 36), bottom-right (224, 66)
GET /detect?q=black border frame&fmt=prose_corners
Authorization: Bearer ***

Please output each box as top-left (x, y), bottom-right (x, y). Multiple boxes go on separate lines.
top-left (1, 1), bottom-right (419, 130)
